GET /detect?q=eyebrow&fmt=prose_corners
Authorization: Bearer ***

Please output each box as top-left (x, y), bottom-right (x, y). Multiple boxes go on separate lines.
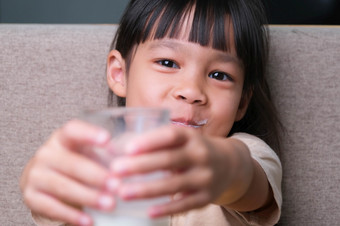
top-left (214, 52), bottom-right (242, 66)
top-left (147, 40), bottom-right (182, 51)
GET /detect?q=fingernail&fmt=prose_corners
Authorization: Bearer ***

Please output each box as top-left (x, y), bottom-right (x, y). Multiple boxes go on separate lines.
top-left (120, 186), bottom-right (137, 200)
top-left (96, 130), bottom-right (110, 144)
top-left (125, 142), bottom-right (139, 154)
top-left (98, 194), bottom-right (114, 209)
top-left (112, 159), bottom-right (128, 175)
top-left (148, 207), bottom-right (162, 218)
top-left (79, 214), bottom-right (92, 226)
top-left (106, 177), bottom-right (120, 193)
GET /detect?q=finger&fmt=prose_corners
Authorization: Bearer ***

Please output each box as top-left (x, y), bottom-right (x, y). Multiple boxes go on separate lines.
top-left (24, 188), bottom-right (93, 226)
top-left (118, 168), bottom-right (212, 200)
top-left (50, 147), bottom-right (109, 189)
top-left (36, 142), bottom-right (112, 191)
top-left (55, 119), bottom-right (111, 151)
top-left (148, 191), bottom-right (211, 218)
top-left (111, 149), bottom-right (189, 176)
top-left (32, 168), bottom-right (115, 211)
top-left (125, 126), bottom-right (189, 154)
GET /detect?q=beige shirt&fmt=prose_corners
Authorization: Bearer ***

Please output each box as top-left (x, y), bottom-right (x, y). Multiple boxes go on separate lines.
top-left (33, 133), bottom-right (282, 226)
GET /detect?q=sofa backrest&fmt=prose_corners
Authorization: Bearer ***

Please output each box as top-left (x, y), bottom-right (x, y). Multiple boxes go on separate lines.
top-left (267, 26), bottom-right (340, 225)
top-left (1, 24), bottom-right (339, 225)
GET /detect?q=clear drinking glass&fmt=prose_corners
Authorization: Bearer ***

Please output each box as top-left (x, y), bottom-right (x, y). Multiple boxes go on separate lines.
top-left (80, 107), bottom-right (170, 226)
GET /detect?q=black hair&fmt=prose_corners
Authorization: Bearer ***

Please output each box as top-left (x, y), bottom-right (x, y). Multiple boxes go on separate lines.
top-left (108, 0), bottom-right (282, 153)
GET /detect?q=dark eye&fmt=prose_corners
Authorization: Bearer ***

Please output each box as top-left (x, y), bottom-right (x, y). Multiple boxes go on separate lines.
top-left (157, 60), bottom-right (179, 69)
top-left (208, 71), bottom-right (233, 81)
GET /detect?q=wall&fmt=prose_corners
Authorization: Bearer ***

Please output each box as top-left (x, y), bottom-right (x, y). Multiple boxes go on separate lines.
top-left (0, 0), bottom-right (128, 23)
top-left (1, 0), bottom-right (339, 25)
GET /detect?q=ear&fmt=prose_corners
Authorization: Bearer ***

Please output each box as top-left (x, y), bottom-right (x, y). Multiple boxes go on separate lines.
top-left (106, 50), bottom-right (127, 97)
top-left (235, 89), bottom-right (253, 122)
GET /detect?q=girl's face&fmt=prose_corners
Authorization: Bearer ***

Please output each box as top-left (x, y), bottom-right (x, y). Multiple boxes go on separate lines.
top-left (107, 23), bottom-right (249, 137)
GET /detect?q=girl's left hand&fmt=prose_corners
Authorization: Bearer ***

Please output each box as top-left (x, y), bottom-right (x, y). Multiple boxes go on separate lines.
top-left (110, 125), bottom-right (235, 218)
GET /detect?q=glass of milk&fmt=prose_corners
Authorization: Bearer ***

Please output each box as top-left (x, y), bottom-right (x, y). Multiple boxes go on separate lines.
top-left (80, 107), bottom-right (170, 226)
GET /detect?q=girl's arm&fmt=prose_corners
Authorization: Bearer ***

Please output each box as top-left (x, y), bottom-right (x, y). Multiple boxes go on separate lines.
top-left (212, 138), bottom-right (273, 211)
top-left (111, 126), bottom-right (274, 217)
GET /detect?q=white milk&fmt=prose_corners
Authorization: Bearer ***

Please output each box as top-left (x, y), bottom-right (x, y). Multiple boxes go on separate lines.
top-left (85, 193), bottom-right (170, 226)
top-left (84, 171), bottom-right (170, 226)
top-left (85, 206), bottom-right (169, 226)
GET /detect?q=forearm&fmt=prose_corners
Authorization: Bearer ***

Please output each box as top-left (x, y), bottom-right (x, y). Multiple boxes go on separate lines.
top-left (213, 138), bottom-right (272, 212)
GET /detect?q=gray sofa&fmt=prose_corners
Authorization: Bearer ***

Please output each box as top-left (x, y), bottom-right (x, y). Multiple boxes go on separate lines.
top-left (0, 24), bottom-right (339, 225)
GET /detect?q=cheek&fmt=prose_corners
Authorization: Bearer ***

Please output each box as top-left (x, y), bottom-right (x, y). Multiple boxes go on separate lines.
top-left (125, 77), bottom-right (165, 107)
top-left (211, 108), bottom-right (235, 136)
top-left (208, 94), bottom-right (242, 136)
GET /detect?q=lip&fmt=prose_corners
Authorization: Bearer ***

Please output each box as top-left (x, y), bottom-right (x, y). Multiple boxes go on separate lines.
top-left (171, 118), bottom-right (208, 128)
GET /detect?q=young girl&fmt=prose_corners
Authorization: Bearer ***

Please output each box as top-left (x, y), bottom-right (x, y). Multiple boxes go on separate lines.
top-left (20, 0), bottom-right (282, 225)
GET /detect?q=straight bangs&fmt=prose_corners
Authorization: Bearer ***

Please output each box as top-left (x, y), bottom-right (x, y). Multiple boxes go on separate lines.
top-left (113, 0), bottom-right (234, 58)
top-left (142, 0), bottom-right (232, 53)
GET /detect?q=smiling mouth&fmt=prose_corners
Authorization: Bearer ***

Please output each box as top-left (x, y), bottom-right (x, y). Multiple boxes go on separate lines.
top-left (171, 119), bottom-right (208, 128)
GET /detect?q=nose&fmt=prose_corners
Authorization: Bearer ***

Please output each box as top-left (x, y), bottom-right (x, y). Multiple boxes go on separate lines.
top-left (173, 80), bottom-right (207, 105)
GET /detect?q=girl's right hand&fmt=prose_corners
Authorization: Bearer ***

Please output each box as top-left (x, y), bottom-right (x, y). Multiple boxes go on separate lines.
top-left (20, 120), bottom-right (117, 226)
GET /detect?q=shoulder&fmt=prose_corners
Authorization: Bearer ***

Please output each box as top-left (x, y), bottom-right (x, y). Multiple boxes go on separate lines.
top-left (230, 133), bottom-right (281, 164)
top-left (230, 133), bottom-right (282, 187)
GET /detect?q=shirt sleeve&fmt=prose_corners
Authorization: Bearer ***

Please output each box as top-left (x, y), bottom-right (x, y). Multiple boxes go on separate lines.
top-left (230, 132), bottom-right (282, 226)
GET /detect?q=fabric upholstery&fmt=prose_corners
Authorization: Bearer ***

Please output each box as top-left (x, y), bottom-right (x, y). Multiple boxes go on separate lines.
top-left (267, 26), bottom-right (340, 225)
top-left (0, 24), bottom-right (339, 225)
